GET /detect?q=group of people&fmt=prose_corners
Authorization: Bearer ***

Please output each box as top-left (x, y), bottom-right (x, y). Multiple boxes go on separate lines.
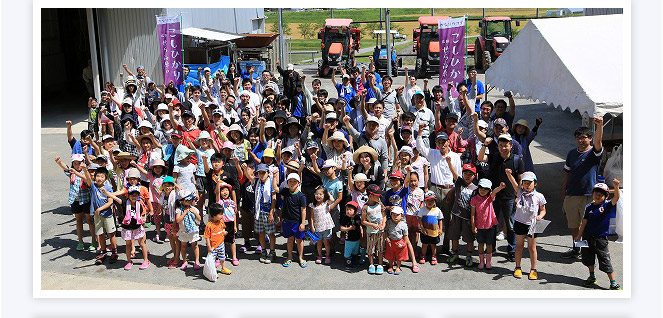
top-left (56, 59), bottom-right (621, 289)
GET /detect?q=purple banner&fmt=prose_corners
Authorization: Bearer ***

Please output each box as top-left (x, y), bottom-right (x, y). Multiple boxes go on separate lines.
top-left (157, 15), bottom-right (183, 88)
top-left (438, 17), bottom-right (466, 97)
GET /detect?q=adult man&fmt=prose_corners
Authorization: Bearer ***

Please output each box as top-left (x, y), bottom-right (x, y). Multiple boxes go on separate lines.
top-left (416, 125), bottom-right (462, 254)
top-left (331, 68), bottom-right (356, 112)
top-left (561, 116), bottom-right (604, 259)
top-left (371, 75), bottom-right (405, 120)
top-left (477, 134), bottom-right (524, 261)
top-left (276, 60), bottom-right (300, 98)
top-left (409, 90), bottom-right (435, 149)
top-left (463, 66), bottom-right (485, 112)
top-left (344, 115), bottom-right (389, 181)
top-left (490, 90), bottom-right (517, 127)
top-left (253, 69), bottom-right (281, 96)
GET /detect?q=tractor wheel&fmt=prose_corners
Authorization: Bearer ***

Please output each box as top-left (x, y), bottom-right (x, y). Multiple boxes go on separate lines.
top-left (483, 51), bottom-right (492, 71)
top-left (391, 63), bottom-right (398, 77)
top-left (474, 41), bottom-right (483, 69)
top-left (415, 58), bottom-right (426, 79)
top-left (317, 60), bottom-right (324, 77)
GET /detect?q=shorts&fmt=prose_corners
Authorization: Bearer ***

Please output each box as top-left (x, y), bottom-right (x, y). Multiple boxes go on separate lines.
top-left (195, 175), bottom-right (208, 193)
top-left (282, 219), bottom-right (306, 240)
top-left (476, 226), bottom-right (497, 244)
top-left (177, 230), bottom-right (200, 243)
top-left (224, 221), bottom-right (236, 243)
top-left (209, 244), bottom-right (226, 262)
top-left (344, 240), bottom-right (361, 258)
top-left (71, 201), bottom-right (90, 215)
top-left (405, 215), bottom-right (419, 230)
top-left (88, 121), bottom-right (98, 133)
top-left (514, 220), bottom-right (537, 238)
top-left (121, 226), bottom-right (145, 241)
top-left (94, 214), bottom-right (116, 236)
top-left (563, 195), bottom-right (593, 229)
top-left (581, 236), bottom-right (613, 273)
top-left (316, 228), bottom-right (333, 240)
top-left (420, 234), bottom-right (440, 245)
top-left (254, 209), bottom-right (276, 235)
top-left (448, 215), bottom-right (474, 243)
top-left (384, 238), bottom-right (409, 261)
top-left (366, 232), bottom-right (384, 255)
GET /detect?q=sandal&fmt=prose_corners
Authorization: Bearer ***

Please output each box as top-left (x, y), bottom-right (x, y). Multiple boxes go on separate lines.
top-left (412, 265), bottom-right (420, 273)
top-left (231, 259), bottom-right (240, 266)
top-left (324, 257), bottom-right (331, 265)
top-left (282, 259), bottom-right (292, 267)
top-left (418, 256), bottom-right (426, 264)
top-left (394, 268), bottom-right (402, 275)
top-left (94, 253), bottom-right (107, 265)
top-left (431, 257), bottom-right (438, 265)
top-left (193, 263), bottom-right (202, 270)
top-left (387, 267), bottom-right (394, 274)
top-left (239, 245), bottom-right (248, 253)
top-left (299, 260), bottom-right (308, 268)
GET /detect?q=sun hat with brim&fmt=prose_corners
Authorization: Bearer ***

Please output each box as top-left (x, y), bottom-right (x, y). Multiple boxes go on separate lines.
top-left (366, 98), bottom-right (377, 104)
top-left (273, 110), bottom-right (287, 120)
top-left (138, 121), bottom-right (154, 131)
top-left (390, 206), bottom-right (404, 215)
top-left (365, 116), bottom-right (379, 125)
top-left (263, 148), bottom-right (275, 158)
top-left (282, 117), bottom-right (303, 134)
top-left (94, 155), bottom-right (108, 163)
top-left (398, 146), bottom-right (414, 158)
top-left (352, 145), bottom-right (378, 165)
top-left (222, 141), bottom-right (235, 150)
top-left (321, 159), bottom-right (336, 170)
top-left (71, 154), bottom-right (85, 162)
top-left (424, 190), bottom-right (436, 201)
top-left (478, 178), bottom-right (493, 189)
top-left (174, 145), bottom-right (195, 163)
top-left (325, 112), bottom-right (337, 121)
top-left (514, 119), bottom-right (529, 130)
top-left (126, 168), bottom-right (141, 179)
top-left (150, 159), bottom-right (166, 168)
top-left (327, 131), bottom-right (349, 148)
top-left (160, 117), bottom-right (172, 128)
top-left (115, 152), bottom-right (137, 161)
top-left (521, 171), bottom-right (537, 182)
top-left (120, 114), bottom-right (136, 128)
top-left (265, 121), bottom-right (277, 130)
top-left (164, 93), bottom-right (174, 99)
top-left (227, 124), bottom-right (244, 139)
top-left (353, 173), bottom-right (369, 183)
top-left (285, 160), bottom-right (301, 171)
top-left (195, 131), bottom-right (212, 145)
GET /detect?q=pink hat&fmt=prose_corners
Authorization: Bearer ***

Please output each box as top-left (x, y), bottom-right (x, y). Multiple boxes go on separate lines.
top-left (222, 141), bottom-right (235, 150)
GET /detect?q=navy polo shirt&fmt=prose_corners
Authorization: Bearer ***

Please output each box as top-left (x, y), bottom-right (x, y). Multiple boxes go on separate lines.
top-left (564, 147), bottom-right (603, 196)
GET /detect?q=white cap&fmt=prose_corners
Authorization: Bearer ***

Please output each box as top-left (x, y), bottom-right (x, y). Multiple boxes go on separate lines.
top-left (521, 171), bottom-right (537, 182)
top-left (156, 103), bottom-right (169, 112)
top-left (390, 206), bottom-right (404, 215)
top-left (478, 178), bottom-right (492, 188)
top-left (71, 154), bottom-right (85, 162)
top-left (322, 159), bottom-right (336, 169)
top-left (353, 173), bottom-right (369, 182)
top-left (282, 146), bottom-right (295, 154)
top-left (287, 64), bottom-right (294, 71)
top-left (203, 67), bottom-right (211, 72)
top-left (138, 121), bottom-right (153, 129)
top-left (122, 97), bottom-right (133, 105)
top-left (366, 97), bottom-right (377, 104)
top-left (286, 173), bottom-right (301, 183)
top-left (178, 189), bottom-right (194, 200)
top-left (365, 115), bottom-right (379, 124)
top-left (477, 120), bottom-right (489, 129)
top-left (497, 134), bottom-right (512, 142)
top-left (164, 93), bottom-right (174, 99)
top-left (342, 74), bottom-right (350, 80)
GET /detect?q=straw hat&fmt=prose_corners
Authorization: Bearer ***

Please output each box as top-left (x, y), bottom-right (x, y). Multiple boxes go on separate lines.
top-left (352, 145), bottom-right (378, 165)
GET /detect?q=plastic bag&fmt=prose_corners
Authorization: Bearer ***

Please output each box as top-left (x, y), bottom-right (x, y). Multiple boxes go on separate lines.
top-left (603, 144), bottom-right (623, 185)
top-left (203, 255), bottom-right (217, 282)
top-left (615, 189), bottom-right (624, 243)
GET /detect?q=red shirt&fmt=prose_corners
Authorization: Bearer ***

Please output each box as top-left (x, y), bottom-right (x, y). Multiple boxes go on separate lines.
top-left (435, 126), bottom-right (468, 154)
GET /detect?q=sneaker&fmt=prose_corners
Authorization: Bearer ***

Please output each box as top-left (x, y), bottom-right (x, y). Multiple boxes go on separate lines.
top-left (88, 242), bottom-right (98, 252)
top-left (583, 276), bottom-right (597, 287)
top-left (513, 268), bottom-right (523, 278)
top-left (610, 283), bottom-right (622, 290)
top-left (560, 248), bottom-right (580, 259)
top-left (431, 257), bottom-right (438, 265)
top-left (375, 265), bottom-right (384, 275)
top-left (124, 261), bottom-right (133, 270)
top-left (447, 254), bottom-right (459, 264)
top-left (507, 253), bottom-right (515, 262)
top-left (139, 261), bottom-right (150, 270)
top-left (418, 256), bottom-right (426, 264)
top-left (465, 256), bottom-right (474, 267)
top-left (76, 242), bottom-right (85, 251)
top-left (239, 245), bottom-right (248, 253)
top-left (496, 232), bottom-right (505, 240)
top-left (254, 245), bottom-right (263, 253)
top-left (259, 251), bottom-right (268, 263)
top-left (528, 270), bottom-right (538, 280)
top-left (164, 237), bottom-right (170, 242)
top-left (268, 252), bottom-right (276, 264)
top-left (220, 268), bottom-right (232, 275)
top-left (316, 256), bottom-right (323, 264)
top-left (368, 265), bottom-right (376, 274)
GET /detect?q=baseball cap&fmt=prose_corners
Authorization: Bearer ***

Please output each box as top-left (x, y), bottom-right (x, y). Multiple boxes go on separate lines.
top-left (342, 74), bottom-right (350, 80)
top-left (445, 113), bottom-right (459, 122)
top-left (287, 64), bottom-right (294, 71)
top-left (398, 146), bottom-right (414, 157)
top-left (390, 206), bottom-right (404, 215)
top-left (212, 109), bottom-right (224, 117)
top-left (164, 93), bottom-right (174, 99)
top-left (306, 140), bottom-right (319, 149)
top-left (413, 90), bottom-right (425, 98)
top-left (367, 184), bottom-right (384, 195)
top-left (389, 170), bottom-right (404, 180)
top-left (126, 168), bottom-right (141, 179)
top-left (171, 132), bottom-right (182, 139)
top-left (181, 110), bottom-right (195, 119)
top-left (346, 201), bottom-right (359, 210)
top-left (156, 103), bottom-right (169, 112)
top-left (87, 163), bottom-right (101, 170)
top-left (366, 97), bottom-right (377, 104)
top-left (281, 146), bottom-right (295, 154)
top-left (256, 163), bottom-right (269, 172)
top-left (497, 134), bottom-right (512, 142)
top-left (424, 191), bottom-right (436, 201)
top-left (478, 178), bottom-right (493, 189)
top-left (462, 163), bottom-right (476, 174)
top-left (286, 173), bottom-right (301, 183)
top-left (127, 185), bottom-right (141, 194)
top-left (401, 125), bottom-right (412, 133)
top-left (122, 97), bottom-right (133, 105)
top-left (101, 134), bottom-right (114, 141)
top-left (325, 113), bottom-right (338, 121)
top-left (138, 121), bottom-right (153, 130)
top-left (521, 171), bottom-right (537, 182)
top-left (203, 67), bottom-right (211, 72)
top-left (593, 182), bottom-right (609, 193)
top-left (222, 141), bottom-right (235, 150)
top-left (477, 120), bottom-right (489, 129)
top-left (178, 189), bottom-right (195, 200)
top-left (353, 173), bottom-right (369, 182)
top-left (493, 118), bottom-right (507, 127)
top-left (71, 154), bottom-right (85, 162)
top-left (171, 98), bottom-right (181, 105)
top-left (162, 176), bottom-right (175, 185)
top-left (436, 132), bottom-right (449, 141)
top-left (321, 159), bottom-right (336, 170)
top-left (94, 155), bottom-right (108, 163)
top-left (365, 115), bottom-right (379, 124)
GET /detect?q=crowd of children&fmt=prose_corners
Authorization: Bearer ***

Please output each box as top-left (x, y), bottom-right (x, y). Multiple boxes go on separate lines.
top-left (56, 61), bottom-right (622, 289)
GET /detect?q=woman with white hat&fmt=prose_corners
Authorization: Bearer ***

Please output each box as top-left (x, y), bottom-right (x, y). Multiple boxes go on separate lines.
top-left (322, 130), bottom-right (353, 176)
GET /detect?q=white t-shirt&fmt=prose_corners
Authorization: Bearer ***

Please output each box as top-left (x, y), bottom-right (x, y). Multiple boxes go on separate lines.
top-left (189, 99), bottom-right (204, 122)
top-left (174, 162), bottom-right (197, 194)
top-left (513, 189), bottom-right (547, 225)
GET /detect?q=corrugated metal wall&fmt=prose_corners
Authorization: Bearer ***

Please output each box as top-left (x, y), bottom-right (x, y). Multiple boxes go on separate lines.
top-left (166, 8), bottom-right (265, 34)
top-left (583, 8), bottom-right (623, 16)
top-left (98, 8), bottom-right (166, 87)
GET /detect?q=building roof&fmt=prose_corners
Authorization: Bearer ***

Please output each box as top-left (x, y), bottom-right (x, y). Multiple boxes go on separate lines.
top-left (418, 16), bottom-right (450, 25)
top-left (181, 27), bottom-right (245, 42)
top-left (325, 18), bottom-right (353, 27)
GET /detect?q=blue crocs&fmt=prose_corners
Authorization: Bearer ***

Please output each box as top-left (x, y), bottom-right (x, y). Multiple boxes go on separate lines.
top-left (375, 265), bottom-right (384, 275)
top-left (368, 264), bottom-right (376, 274)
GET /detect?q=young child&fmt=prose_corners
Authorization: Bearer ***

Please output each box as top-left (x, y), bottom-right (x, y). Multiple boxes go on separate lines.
top-left (576, 178), bottom-right (622, 290)
top-left (313, 158), bottom-right (344, 249)
top-left (384, 207), bottom-right (409, 275)
top-left (417, 191), bottom-right (444, 265)
top-left (275, 173), bottom-right (308, 268)
top-left (215, 182), bottom-right (239, 266)
top-left (446, 164), bottom-right (478, 267)
top-left (82, 166), bottom-right (119, 264)
top-left (405, 171), bottom-right (424, 263)
top-left (135, 159), bottom-right (167, 242)
top-left (54, 154), bottom-right (96, 251)
top-left (160, 176), bottom-right (181, 269)
top-left (505, 170), bottom-right (547, 280)
top-left (204, 203), bottom-right (232, 276)
top-left (120, 185), bottom-right (151, 270)
top-left (195, 131), bottom-right (216, 220)
top-left (252, 164), bottom-right (278, 264)
top-left (362, 184), bottom-right (386, 275)
top-left (173, 146), bottom-right (198, 200)
top-left (470, 179), bottom-right (506, 269)
top-left (175, 190), bottom-right (202, 271)
top-left (340, 201), bottom-right (363, 268)
top-left (308, 186), bottom-right (335, 264)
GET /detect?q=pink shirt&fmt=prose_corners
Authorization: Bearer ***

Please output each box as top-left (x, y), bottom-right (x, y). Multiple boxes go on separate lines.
top-left (470, 194), bottom-right (498, 229)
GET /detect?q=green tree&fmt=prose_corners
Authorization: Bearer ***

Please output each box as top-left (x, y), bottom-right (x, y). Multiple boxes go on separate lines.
top-left (298, 23), bottom-right (315, 39)
top-left (269, 22), bottom-right (292, 35)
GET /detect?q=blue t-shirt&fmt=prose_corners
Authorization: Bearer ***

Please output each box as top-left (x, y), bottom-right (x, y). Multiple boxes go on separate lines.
top-left (564, 147), bottom-right (603, 196)
top-left (252, 141), bottom-right (267, 160)
top-left (464, 79), bottom-right (485, 112)
top-left (90, 183), bottom-right (113, 217)
top-left (363, 81), bottom-right (377, 100)
top-left (383, 186), bottom-right (410, 214)
top-left (69, 137), bottom-right (95, 156)
top-left (293, 92), bottom-right (305, 118)
top-left (322, 175), bottom-right (344, 211)
top-left (583, 200), bottom-right (616, 237)
top-left (335, 83), bottom-right (356, 112)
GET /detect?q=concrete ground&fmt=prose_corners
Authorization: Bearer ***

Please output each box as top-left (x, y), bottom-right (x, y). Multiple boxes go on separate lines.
top-left (40, 68), bottom-right (622, 290)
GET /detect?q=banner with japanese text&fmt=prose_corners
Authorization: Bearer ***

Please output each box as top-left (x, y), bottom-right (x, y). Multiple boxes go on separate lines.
top-left (156, 15), bottom-right (183, 88)
top-left (438, 17), bottom-right (466, 97)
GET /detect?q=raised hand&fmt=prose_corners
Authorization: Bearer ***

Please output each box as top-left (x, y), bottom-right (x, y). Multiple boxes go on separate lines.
top-left (484, 137), bottom-right (493, 146)
top-left (66, 120), bottom-right (72, 126)
top-left (613, 178), bottom-right (620, 187)
top-left (342, 115), bottom-right (351, 125)
top-left (593, 116), bottom-right (604, 125)
top-left (499, 182), bottom-right (506, 188)
top-left (535, 117), bottom-right (543, 126)
top-left (505, 168), bottom-right (512, 175)
top-left (504, 90), bottom-right (513, 98)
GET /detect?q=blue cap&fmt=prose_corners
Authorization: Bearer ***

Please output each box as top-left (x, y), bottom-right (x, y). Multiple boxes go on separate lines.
top-left (306, 140), bottom-right (319, 149)
top-left (256, 163), bottom-right (269, 172)
top-left (413, 90), bottom-right (425, 98)
top-left (436, 132), bottom-right (449, 141)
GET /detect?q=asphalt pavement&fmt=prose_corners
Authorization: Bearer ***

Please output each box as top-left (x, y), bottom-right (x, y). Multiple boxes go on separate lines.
top-left (40, 70), bottom-right (623, 290)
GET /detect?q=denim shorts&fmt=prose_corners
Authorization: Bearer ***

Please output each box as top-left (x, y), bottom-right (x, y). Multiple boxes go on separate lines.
top-left (316, 228), bottom-right (332, 240)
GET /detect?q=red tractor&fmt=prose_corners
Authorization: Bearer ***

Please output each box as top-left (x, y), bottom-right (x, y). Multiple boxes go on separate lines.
top-left (472, 16), bottom-right (520, 70)
top-left (317, 18), bottom-right (362, 77)
top-left (412, 16), bottom-right (450, 78)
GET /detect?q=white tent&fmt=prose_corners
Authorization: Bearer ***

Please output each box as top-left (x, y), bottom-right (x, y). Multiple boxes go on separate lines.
top-left (486, 15), bottom-right (623, 117)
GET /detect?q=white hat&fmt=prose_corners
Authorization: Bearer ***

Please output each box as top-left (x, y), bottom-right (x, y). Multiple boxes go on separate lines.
top-left (398, 146), bottom-right (414, 157)
top-left (71, 154), bottom-right (85, 162)
top-left (366, 97), bottom-right (377, 104)
top-left (342, 74), bottom-right (350, 80)
top-left (126, 167), bottom-right (141, 179)
top-left (286, 173), bottom-right (301, 183)
top-left (390, 206), bottom-right (404, 215)
top-left (239, 90), bottom-right (251, 97)
top-left (325, 113), bottom-right (338, 120)
top-left (353, 173), bottom-right (369, 183)
top-left (178, 189), bottom-right (195, 200)
top-left (164, 93), bottom-right (174, 99)
top-left (327, 131), bottom-right (348, 148)
top-left (287, 64), bottom-right (294, 71)
top-left (477, 120), bottom-right (489, 129)
top-left (101, 134), bottom-right (114, 141)
top-left (478, 178), bottom-right (492, 188)
top-left (321, 159), bottom-right (336, 169)
top-left (365, 115), bottom-right (379, 124)
top-left (203, 67), bottom-right (211, 72)
top-left (122, 97), bottom-right (133, 105)
top-left (497, 134), bottom-right (512, 142)
top-left (521, 171), bottom-right (537, 182)
top-left (282, 146), bottom-right (295, 154)
top-left (156, 103), bottom-right (169, 112)
top-left (265, 121), bottom-right (276, 129)
top-left (127, 185), bottom-right (141, 194)
top-left (138, 121), bottom-right (153, 130)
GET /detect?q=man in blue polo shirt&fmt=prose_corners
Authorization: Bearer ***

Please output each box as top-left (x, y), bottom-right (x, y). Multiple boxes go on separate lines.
top-left (463, 66), bottom-right (485, 113)
top-left (561, 116), bottom-right (604, 259)
top-left (331, 67), bottom-right (356, 112)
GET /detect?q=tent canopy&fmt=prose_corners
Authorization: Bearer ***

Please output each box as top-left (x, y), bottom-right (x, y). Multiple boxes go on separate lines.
top-left (486, 15), bottom-right (623, 116)
top-left (181, 27), bottom-right (245, 42)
